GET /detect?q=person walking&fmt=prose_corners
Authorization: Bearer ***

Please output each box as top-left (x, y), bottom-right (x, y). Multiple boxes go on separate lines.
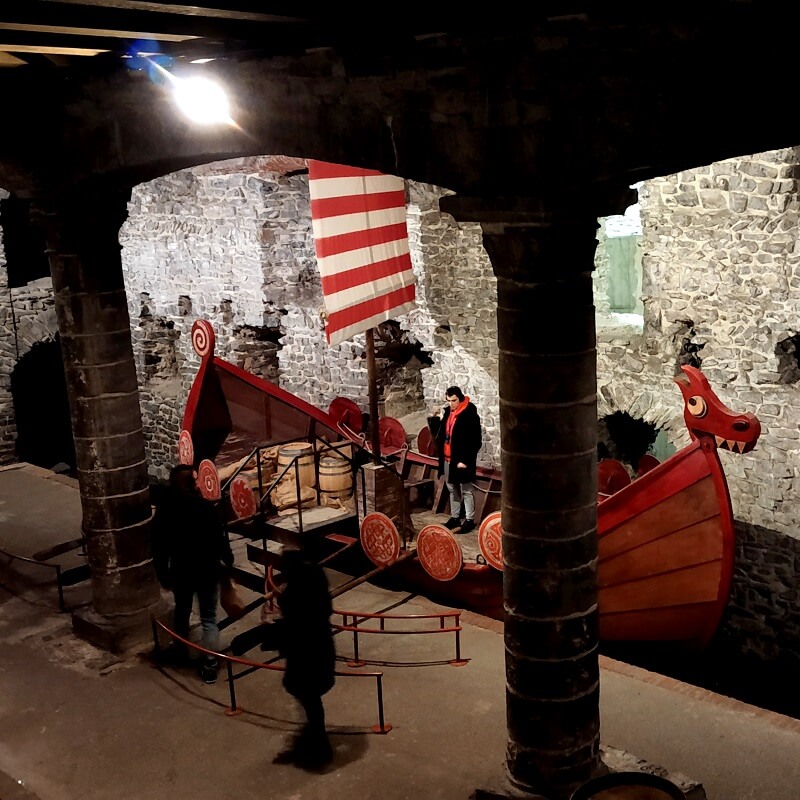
top-left (429, 385), bottom-right (482, 534)
top-left (152, 464), bottom-right (233, 684)
top-left (268, 548), bottom-right (336, 769)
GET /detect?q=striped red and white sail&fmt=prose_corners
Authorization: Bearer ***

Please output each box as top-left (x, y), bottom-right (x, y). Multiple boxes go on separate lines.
top-left (308, 160), bottom-right (416, 345)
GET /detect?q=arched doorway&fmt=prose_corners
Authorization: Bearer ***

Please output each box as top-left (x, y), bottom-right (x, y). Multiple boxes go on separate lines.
top-left (10, 338), bottom-right (76, 473)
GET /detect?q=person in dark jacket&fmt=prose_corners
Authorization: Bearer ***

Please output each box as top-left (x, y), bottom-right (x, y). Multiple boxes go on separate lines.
top-left (428, 386), bottom-right (482, 534)
top-left (152, 464), bottom-right (233, 684)
top-left (269, 548), bottom-right (336, 769)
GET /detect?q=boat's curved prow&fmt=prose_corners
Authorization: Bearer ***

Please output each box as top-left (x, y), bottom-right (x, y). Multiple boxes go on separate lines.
top-left (598, 366), bottom-right (762, 645)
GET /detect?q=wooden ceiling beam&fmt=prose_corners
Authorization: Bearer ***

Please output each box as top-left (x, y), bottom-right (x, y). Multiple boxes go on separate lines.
top-left (40, 0), bottom-right (307, 24)
top-left (0, 22), bottom-right (198, 42)
top-left (0, 29), bottom-right (191, 57)
top-left (0, 1), bottom-right (314, 42)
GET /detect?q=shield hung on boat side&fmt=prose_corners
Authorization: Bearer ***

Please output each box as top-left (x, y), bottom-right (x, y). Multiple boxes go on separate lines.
top-left (360, 513), bottom-right (401, 567)
top-left (478, 512), bottom-right (503, 571)
top-left (196, 459), bottom-right (221, 500)
top-left (178, 430), bottom-right (194, 465)
top-left (230, 475), bottom-right (257, 519)
top-left (417, 524), bottom-right (463, 582)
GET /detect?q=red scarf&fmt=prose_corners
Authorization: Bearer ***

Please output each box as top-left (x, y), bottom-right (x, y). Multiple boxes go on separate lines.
top-left (444, 396), bottom-right (469, 460)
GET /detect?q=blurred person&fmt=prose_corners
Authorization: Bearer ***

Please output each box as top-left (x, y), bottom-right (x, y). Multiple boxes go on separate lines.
top-left (152, 464), bottom-right (233, 684)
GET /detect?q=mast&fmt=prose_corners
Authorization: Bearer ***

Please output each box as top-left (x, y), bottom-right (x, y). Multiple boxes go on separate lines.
top-left (365, 328), bottom-right (381, 463)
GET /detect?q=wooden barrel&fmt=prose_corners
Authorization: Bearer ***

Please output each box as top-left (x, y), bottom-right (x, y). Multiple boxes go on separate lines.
top-left (318, 456), bottom-right (353, 501)
top-left (324, 441), bottom-right (353, 463)
top-left (277, 442), bottom-right (316, 489)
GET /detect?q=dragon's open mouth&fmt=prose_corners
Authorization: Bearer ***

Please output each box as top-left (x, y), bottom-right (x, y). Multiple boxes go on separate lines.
top-left (715, 436), bottom-right (755, 454)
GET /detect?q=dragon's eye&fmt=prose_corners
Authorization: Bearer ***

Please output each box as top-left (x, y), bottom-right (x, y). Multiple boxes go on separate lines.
top-left (687, 396), bottom-right (708, 418)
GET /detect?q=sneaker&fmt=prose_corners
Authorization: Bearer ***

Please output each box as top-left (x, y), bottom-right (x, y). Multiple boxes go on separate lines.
top-left (199, 663), bottom-right (217, 684)
top-left (458, 519), bottom-right (475, 534)
top-left (444, 517), bottom-right (461, 530)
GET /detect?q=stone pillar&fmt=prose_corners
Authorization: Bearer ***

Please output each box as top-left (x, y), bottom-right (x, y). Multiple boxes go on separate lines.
top-left (482, 215), bottom-right (601, 799)
top-left (33, 186), bottom-right (165, 652)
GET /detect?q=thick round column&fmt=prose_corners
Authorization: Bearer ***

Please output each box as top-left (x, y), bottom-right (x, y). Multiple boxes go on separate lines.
top-left (483, 216), bottom-right (600, 800)
top-left (33, 187), bottom-right (162, 636)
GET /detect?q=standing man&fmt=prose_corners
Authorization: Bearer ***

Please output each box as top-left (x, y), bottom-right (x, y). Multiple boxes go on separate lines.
top-left (429, 386), bottom-right (483, 534)
top-left (152, 464), bottom-right (234, 684)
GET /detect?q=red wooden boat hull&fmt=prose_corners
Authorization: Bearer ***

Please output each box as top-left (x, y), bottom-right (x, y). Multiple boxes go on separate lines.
top-left (181, 320), bottom-right (755, 645)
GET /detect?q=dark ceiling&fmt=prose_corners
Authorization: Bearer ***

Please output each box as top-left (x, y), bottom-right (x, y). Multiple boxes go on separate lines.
top-left (0, 1), bottom-right (343, 71)
top-left (0, 2), bottom-right (608, 74)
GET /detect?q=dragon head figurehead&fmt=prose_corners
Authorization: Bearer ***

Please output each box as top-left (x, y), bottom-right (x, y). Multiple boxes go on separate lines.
top-left (674, 365), bottom-right (761, 454)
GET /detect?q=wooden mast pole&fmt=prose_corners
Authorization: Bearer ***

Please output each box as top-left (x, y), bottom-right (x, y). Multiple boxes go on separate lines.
top-left (365, 328), bottom-right (381, 464)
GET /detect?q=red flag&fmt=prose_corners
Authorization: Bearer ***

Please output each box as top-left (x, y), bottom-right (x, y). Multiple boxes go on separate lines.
top-left (308, 160), bottom-right (416, 345)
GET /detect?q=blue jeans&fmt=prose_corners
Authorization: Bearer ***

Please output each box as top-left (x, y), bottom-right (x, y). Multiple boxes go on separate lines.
top-left (172, 580), bottom-right (220, 666)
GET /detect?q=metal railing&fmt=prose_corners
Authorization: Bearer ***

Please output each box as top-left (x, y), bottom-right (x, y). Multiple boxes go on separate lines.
top-left (264, 566), bottom-right (466, 667)
top-left (331, 608), bottom-right (468, 667)
top-left (0, 544), bottom-right (87, 612)
top-left (150, 617), bottom-right (392, 733)
top-left (221, 435), bottom-right (361, 536)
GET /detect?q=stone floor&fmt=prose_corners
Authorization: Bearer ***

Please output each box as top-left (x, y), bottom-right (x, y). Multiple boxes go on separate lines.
top-left (3, 462), bottom-right (800, 800)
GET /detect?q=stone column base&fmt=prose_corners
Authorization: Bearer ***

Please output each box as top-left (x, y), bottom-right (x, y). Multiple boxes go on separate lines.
top-left (472, 745), bottom-right (705, 800)
top-left (72, 596), bottom-right (171, 654)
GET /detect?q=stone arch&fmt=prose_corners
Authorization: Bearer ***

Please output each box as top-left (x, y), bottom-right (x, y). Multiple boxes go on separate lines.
top-left (9, 335), bottom-right (75, 471)
top-left (596, 376), bottom-right (691, 457)
top-left (0, 289), bottom-right (60, 465)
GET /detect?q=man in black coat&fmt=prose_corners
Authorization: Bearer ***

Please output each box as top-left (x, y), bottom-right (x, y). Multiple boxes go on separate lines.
top-left (152, 464), bottom-right (233, 684)
top-left (428, 385), bottom-right (483, 534)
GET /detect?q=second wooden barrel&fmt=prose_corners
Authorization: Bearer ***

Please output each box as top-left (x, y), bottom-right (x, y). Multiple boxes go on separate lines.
top-left (277, 442), bottom-right (316, 489)
top-left (318, 456), bottom-right (353, 501)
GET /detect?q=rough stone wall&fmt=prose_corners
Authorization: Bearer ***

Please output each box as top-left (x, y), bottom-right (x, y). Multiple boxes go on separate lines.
top-left (406, 182), bottom-right (500, 467)
top-left (0, 187), bottom-right (12, 463)
top-left (0, 188), bottom-right (59, 464)
top-left (119, 158), bottom-right (500, 479)
top-left (119, 158), bottom-right (315, 480)
top-left (595, 147), bottom-right (800, 662)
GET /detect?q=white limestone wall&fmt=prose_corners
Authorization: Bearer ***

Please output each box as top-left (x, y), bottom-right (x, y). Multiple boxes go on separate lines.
top-left (597, 149), bottom-right (800, 539)
top-left (0, 187), bottom-right (12, 462)
top-left (406, 182), bottom-right (500, 468)
top-left (594, 149), bottom-right (800, 659)
top-left (119, 158), bottom-right (500, 478)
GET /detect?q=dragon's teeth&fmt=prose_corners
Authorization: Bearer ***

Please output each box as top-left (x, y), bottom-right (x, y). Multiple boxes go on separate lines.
top-left (713, 436), bottom-right (749, 453)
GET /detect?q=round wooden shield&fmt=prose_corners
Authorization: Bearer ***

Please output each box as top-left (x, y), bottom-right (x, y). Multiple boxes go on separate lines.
top-left (378, 417), bottom-right (407, 453)
top-left (230, 475), bottom-right (257, 519)
top-left (178, 430), bottom-right (194, 465)
top-left (636, 453), bottom-right (661, 478)
top-left (360, 512), bottom-right (401, 567)
top-left (478, 511), bottom-right (504, 571)
top-left (597, 458), bottom-right (631, 495)
top-left (417, 524), bottom-right (463, 582)
top-left (329, 397), bottom-right (364, 434)
top-left (417, 426), bottom-right (438, 457)
top-left (191, 318), bottom-right (215, 359)
top-left (196, 459), bottom-right (221, 500)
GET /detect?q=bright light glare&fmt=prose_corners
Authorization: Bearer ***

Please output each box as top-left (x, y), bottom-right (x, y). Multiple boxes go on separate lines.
top-left (173, 76), bottom-right (233, 125)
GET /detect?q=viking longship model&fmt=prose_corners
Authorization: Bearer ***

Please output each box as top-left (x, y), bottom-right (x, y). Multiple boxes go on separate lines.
top-left (180, 319), bottom-right (760, 645)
